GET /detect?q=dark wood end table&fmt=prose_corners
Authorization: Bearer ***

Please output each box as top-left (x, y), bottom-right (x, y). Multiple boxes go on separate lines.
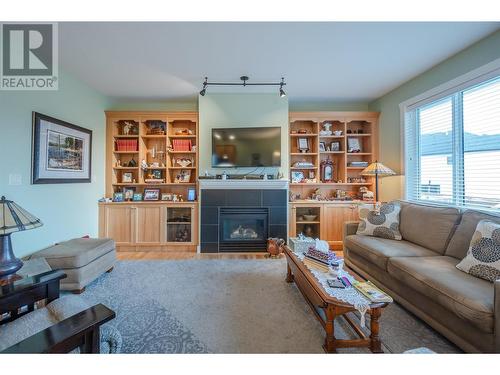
top-left (284, 246), bottom-right (389, 353)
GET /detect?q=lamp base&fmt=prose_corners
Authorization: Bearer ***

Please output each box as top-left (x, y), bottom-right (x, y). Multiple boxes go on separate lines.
top-left (0, 234), bottom-right (23, 279)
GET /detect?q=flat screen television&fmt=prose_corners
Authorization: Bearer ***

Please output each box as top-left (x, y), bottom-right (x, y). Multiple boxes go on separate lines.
top-left (211, 127), bottom-right (281, 168)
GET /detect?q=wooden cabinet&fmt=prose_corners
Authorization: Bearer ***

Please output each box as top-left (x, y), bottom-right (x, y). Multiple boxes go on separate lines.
top-left (99, 202), bottom-right (197, 252)
top-left (289, 202), bottom-right (359, 251)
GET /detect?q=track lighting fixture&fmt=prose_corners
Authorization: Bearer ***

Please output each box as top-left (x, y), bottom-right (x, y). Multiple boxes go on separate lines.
top-left (199, 76), bottom-right (287, 97)
top-left (199, 77), bottom-right (208, 96)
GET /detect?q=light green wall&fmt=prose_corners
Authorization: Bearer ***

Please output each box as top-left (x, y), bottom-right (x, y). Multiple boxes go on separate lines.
top-left (289, 101), bottom-right (369, 111)
top-left (0, 70), bottom-right (111, 257)
top-left (108, 99), bottom-right (197, 111)
top-left (198, 93), bottom-right (289, 175)
top-left (369, 29), bottom-right (500, 202)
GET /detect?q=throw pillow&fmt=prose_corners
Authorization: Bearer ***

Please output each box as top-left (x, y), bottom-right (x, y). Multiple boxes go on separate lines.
top-left (456, 220), bottom-right (500, 282)
top-left (356, 202), bottom-right (402, 240)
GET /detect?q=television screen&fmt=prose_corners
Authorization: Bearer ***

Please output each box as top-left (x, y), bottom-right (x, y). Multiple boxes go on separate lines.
top-left (212, 127), bottom-right (281, 168)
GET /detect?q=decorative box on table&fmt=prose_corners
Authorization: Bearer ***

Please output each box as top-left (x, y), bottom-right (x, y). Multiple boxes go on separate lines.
top-left (289, 236), bottom-right (315, 253)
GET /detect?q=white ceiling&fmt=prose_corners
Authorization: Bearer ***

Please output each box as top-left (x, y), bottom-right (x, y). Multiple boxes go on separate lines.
top-left (59, 22), bottom-right (499, 105)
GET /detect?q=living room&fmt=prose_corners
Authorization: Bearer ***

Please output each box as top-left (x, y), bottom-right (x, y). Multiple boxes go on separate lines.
top-left (1, 1), bottom-right (500, 373)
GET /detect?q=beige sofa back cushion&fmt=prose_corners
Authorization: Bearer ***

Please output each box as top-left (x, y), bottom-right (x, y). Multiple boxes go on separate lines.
top-left (398, 201), bottom-right (461, 254)
top-left (446, 210), bottom-right (500, 259)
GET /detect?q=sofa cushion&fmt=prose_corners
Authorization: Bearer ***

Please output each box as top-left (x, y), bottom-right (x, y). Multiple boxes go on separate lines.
top-left (356, 202), bottom-right (402, 240)
top-left (32, 238), bottom-right (115, 269)
top-left (398, 201), bottom-right (460, 254)
top-left (387, 256), bottom-right (494, 333)
top-left (345, 234), bottom-right (439, 270)
top-left (456, 220), bottom-right (500, 282)
top-left (446, 210), bottom-right (500, 260)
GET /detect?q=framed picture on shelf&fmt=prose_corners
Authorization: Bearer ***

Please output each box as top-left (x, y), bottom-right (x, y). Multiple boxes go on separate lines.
top-left (291, 171), bottom-right (305, 183)
top-left (144, 188), bottom-right (160, 201)
top-left (122, 172), bottom-right (133, 183)
top-left (331, 141), bottom-right (341, 152)
top-left (122, 186), bottom-right (136, 201)
top-left (113, 192), bottom-right (124, 202)
top-left (187, 187), bottom-right (196, 201)
top-left (174, 169), bottom-right (191, 183)
top-left (347, 138), bottom-right (362, 153)
top-left (297, 138), bottom-right (309, 153)
top-left (132, 193), bottom-right (143, 201)
top-left (161, 193), bottom-right (173, 201)
top-left (32, 112), bottom-right (92, 184)
top-left (319, 142), bottom-right (326, 152)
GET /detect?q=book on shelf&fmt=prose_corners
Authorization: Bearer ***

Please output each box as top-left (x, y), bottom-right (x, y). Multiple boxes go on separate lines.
top-left (115, 139), bottom-right (138, 152)
top-left (353, 281), bottom-right (392, 303)
top-left (172, 139), bottom-right (192, 152)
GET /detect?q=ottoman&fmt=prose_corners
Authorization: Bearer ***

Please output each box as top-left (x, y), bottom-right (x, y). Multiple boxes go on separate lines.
top-left (31, 238), bottom-right (116, 293)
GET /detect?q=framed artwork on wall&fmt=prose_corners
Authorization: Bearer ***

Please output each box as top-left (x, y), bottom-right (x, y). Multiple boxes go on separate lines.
top-left (31, 112), bottom-right (92, 184)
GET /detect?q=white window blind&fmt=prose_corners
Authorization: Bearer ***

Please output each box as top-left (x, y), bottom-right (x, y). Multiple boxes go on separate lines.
top-left (405, 75), bottom-right (500, 212)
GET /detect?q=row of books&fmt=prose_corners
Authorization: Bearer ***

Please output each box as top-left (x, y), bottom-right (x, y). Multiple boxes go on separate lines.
top-left (303, 256), bottom-right (329, 272)
top-left (171, 139), bottom-right (192, 152)
top-left (115, 139), bottom-right (138, 152)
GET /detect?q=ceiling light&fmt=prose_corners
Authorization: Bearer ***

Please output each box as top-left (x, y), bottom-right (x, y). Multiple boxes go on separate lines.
top-left (229, 135), bottom-right (235, 140)
top-left (199, 76), bottom-right (287, 97)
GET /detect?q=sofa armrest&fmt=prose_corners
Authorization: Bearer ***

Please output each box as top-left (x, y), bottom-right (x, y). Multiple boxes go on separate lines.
top-left (495, 280), bottom-right (500, 351)
top-left (1, 304), bottom-right (115, 354)
top-left (343, 221), bottom-right (359, 255)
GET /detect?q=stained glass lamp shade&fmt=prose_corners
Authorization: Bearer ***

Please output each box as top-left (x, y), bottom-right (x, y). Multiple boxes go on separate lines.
top-left (361, 161), bottom-right (396, 202)
top-left (0, 196), bottom-right (43, 279)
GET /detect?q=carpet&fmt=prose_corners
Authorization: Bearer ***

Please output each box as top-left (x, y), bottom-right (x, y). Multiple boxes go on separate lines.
top-left (81, 259), bottom-right (460, 354)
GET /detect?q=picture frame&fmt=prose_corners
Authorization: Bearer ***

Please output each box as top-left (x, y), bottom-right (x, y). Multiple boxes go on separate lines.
top-left (319, 142), bottom-right (326, 152)
top-left (122, 172), bottom-right (133, 183)
top-left (291, 171), bottom-right (305, 183)
top-left (297, 138), bottom-right (309, 152)
top-left (331, 141), bottom-right (341, 152)
top-left (132, 193), bottom-right (143, 201)
top-left (187, 187), bottom-right (196, 201)
top-left (161, 193), bottom-right (173, 201)
top-left (122, 186), bottom-right (136, 201)
top-left (32, 112), bottom-right (92, 184)
top-left (144, 188), bottom-right (160, 201)
top-left (175, 169), bottom-right (191, 183)
top-left (113, 192), bottom-right (124, 202)
top-left (347, 138), bottom-right (362, 153)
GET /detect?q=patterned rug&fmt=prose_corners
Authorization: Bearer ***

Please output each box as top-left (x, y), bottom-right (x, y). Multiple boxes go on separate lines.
top-left (81, 259), bottom-right (460, 354)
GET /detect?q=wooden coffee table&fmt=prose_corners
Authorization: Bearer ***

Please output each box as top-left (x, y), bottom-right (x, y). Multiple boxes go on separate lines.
top-left (284, 246), bottom-right (389, 353)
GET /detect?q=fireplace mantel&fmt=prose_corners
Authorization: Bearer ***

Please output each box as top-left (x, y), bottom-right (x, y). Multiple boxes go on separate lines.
top-left (199, 179), bottom-right (288, 190)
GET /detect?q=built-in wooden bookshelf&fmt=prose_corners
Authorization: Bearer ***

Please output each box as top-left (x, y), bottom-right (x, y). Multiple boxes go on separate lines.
top-left (288, 112), bottom-right (379, 201)
top-left (101, 111), bottom-right (199, 253)
top-left (105, 111), bottom-right (199, 199)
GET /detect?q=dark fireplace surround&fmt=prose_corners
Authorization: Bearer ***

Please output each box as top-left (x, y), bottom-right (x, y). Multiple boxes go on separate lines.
top-left (200, 189), bottom-right (287, 253)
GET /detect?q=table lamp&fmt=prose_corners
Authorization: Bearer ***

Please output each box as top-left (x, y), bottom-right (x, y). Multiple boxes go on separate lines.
top-left (361, 161), bottom-right (396, 202)
top-left (0, 196), bottom-right (43, 279)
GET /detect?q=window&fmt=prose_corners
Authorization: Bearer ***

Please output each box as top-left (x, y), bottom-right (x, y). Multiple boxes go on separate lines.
top-left (405, 75), bottom-right (500, 211)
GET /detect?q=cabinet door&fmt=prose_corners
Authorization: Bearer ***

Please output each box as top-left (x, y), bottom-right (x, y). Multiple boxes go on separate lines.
top-left (135, 205), bottom-right (163, 244)
top-left (165, 205), bottom-right (196, 245)
top-left (289, 205), bottom-right (297, 238)
top-left (322, 204), bottom-right (359, 249)
top-left (101, 205), bottom-right (134, 245)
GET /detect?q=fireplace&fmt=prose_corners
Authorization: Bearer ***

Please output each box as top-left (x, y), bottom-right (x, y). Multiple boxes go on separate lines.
top-left (219, 208), bottom-right (269, 252)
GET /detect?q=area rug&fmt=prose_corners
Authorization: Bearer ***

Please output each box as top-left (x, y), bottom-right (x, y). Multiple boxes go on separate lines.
top-left (81, 259), bottom-right (460, 354)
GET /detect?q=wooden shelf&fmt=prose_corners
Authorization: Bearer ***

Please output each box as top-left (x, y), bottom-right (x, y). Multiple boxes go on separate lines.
top-left (168, 135), bottom-right (196, 138)
top-left (320, 151), bottom-right (344, 154)
top-left (346, 134), bottom-right (371, 137)
top-left (143, 167), bottom-right (167, 170)
top-left (290, 133), bottom-right (317, 137)
top-left (169, 151), bottom-right (196, 154)
top-left (290, 182), bottom-right (372, 186)
top-left (141, 135), bottom-right (167, 138)
top-left (290, 152), bottom-right (317, 156)
top-left (319, 135), bottom-right (344, 138)
top-left (169, 167), bottom-right (196, 170)
top-left (112, 183), bottom-right (196, 186)
top-left (114, 151), bottom-right (139, 154)
top-left (346, 153), bottom-right (372, 156)
top-left (114, 135), bottom-right (139, 138)
top-left (113, 167), bottom-right (139, 170)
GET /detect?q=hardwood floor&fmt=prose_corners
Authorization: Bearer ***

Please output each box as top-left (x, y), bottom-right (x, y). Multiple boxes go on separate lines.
top-left (117, 250), bottom-right (343, 260)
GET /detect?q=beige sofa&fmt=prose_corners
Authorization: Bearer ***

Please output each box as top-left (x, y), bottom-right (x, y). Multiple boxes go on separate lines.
top-left (343, 200), bottom-right (500, 353)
